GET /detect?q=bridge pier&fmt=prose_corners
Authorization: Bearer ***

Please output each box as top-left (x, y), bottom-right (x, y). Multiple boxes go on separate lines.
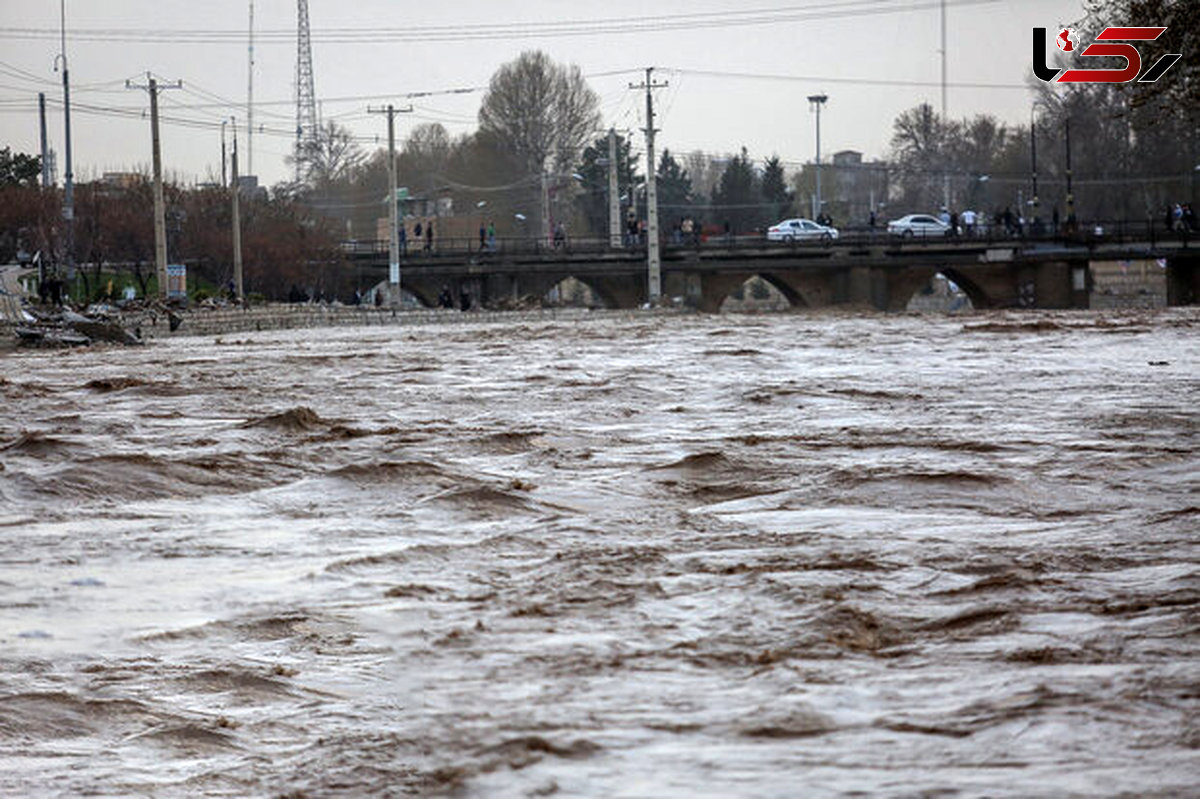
top-left (1167, 254), bottom-right (1199, 305)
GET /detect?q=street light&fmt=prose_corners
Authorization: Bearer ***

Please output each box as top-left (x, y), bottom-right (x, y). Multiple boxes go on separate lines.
top-left (807, 94), bottom-right (828, 220)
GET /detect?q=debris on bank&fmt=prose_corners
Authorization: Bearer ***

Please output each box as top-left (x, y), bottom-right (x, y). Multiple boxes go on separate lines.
top-left (13, 303), bottom-right (158, 348)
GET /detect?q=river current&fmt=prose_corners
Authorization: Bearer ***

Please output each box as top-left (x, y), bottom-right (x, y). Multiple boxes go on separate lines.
top-left (1, 309), bottom-right (1197, 797)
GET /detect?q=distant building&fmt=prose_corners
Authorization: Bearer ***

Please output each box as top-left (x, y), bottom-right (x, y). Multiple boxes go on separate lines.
top-left (236, 175), bottom-right (268, 201)
top-left (794, 150), bottom-right (889, 228)
top-left (828, 151), bottom-right (889, 228)
top-left (101, 172), bottom-right (142, 191)
top-left (375, 188), bottom-right (460, 243)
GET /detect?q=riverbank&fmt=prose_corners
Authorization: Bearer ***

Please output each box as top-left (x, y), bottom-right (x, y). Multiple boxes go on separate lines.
top-left (1, 302), bottom-right (695, 350)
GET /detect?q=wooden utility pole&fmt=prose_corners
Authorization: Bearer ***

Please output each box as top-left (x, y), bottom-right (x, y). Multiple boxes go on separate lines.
top-left (127, 74), bottom-right (182, 298)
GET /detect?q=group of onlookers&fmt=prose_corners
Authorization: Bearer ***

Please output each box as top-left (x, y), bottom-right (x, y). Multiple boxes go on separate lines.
top-left (1165, 203), bottom-right (1196, 233)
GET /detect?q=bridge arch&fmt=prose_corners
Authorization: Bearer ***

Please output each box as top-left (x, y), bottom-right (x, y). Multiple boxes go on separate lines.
top-left (544, 275), bottom-right (619, 309)
top-left (370, 281), bottom-right (431, 308)
top-left (718, 273), bottom-right (807, 312)
top-left (939, 268), bottom-right (991, 309)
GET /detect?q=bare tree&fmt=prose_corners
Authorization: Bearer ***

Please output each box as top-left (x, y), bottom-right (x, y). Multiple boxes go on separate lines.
top-left (288, 120), bottom-right (367, 190)
top-left (398, 122), bottom-right (453, 195)
top-left (478, 50), bottom-right (601, 176)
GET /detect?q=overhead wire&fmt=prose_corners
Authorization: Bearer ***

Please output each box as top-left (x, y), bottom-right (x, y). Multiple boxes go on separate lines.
top-left (0, 0), bottom-right (1000, 44)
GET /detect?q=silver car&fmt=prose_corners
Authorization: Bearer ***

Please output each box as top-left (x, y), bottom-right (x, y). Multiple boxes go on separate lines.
top-left (766, 218), bottom-right (839, 243)
top-left (887, 213), bottom-right (953, 238)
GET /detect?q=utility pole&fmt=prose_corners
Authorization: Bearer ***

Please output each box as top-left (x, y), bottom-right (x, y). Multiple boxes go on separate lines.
top-left (127, 74), bottom-right (182, 298)
top-left (940, 0), bottom-right (950, 210)
top-left (1064, 116), bottom-right (1074, 227)
top-left (1030, 112), bottom-right (1039, 228)
top-left (38, 93), bottom-right (50, 188)
top-left (230, 118), bottom-right (243, 302)
top-left (631, 67), bottom-right (668, 302)
top-left (541, 172), bottom-right (552, 245)
top-left (368, 103), bottom-right (412, 295)
top-left (56, 0), bottom-right (74, 284)
top-left (608, 128), bottom-right (621, 248)
top-left (247, 0), bottom-right (255, 178)
top-left (808, 94), bottom-right (827, 219)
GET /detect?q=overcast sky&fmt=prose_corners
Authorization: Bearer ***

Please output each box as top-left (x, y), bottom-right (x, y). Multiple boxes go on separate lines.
top-left (1, 0), bottom-right (1087, 189)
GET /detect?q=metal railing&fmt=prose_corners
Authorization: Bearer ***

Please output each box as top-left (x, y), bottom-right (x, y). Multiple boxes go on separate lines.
top-left (340, 220), bottom-right (1193, 260)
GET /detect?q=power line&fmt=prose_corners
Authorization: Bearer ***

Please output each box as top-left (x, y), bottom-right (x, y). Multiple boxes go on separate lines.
top-left (665, 67), bottom-right (1027, 91)
top-left (0, 0), bottom-right (1000, 44)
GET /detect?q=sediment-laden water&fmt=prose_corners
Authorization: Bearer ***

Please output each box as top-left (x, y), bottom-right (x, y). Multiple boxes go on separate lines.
top-left (1, 309), bottom-right (1197, 797)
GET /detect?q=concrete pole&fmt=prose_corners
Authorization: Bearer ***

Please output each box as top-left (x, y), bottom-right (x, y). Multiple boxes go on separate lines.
top-left (941, 0), bottom-right (950, 210)
top-left (368, 103), bottom-right (411, 295)
top-left (126, 74), bottom-right (181, 297)
top-left (59, 0), bottom-right (75, 282)
top-left (387, 105), bottom-right (399, 287)
top-left (541, 171), bottom-right (552, 246)
top-left (639, 67), bottom-right (666, 301)
top-left (247, 0), bottom-right (254, 178)
top-left (38, 93), bottom-right (50, 188)
top-left (231, 123), bottom-right (243, 301)
top-left (608, 128), bottom-right (620, 248)
top-left (1030, 113), bottom-right (1039, 225)
top-left (149, 79), bottom-right (170, 298)
top-left (1064, 116), bottom-right (1074, 225)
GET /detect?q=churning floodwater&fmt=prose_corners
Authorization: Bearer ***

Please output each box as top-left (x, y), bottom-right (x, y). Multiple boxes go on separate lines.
top-left (0, 309), bottom-right (1197, 798)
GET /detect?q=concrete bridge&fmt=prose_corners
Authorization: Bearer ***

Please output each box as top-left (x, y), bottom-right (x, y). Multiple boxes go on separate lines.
top-left (344, 234), bottom-right (1200, 312)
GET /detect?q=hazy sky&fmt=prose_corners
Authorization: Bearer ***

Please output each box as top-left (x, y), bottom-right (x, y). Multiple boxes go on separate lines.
top-left (1, 0), bottom-right (1088, 189)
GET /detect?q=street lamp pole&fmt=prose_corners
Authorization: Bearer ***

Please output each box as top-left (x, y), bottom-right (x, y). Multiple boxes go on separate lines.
top-left (1064, 115), bottom-right (1075, 230)
top-left (808, 94), bottom-right (828, 220)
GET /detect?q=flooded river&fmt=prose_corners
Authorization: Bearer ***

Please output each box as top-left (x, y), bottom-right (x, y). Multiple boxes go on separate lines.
top-left (1, 309), bottom-right (1197, 797)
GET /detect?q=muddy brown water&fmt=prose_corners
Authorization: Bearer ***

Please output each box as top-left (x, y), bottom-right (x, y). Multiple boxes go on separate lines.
top-left (1, 310), bottom-right (1197, 797)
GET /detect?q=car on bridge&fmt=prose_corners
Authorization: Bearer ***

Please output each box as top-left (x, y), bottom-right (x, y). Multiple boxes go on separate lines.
top-left (887, 213), bottom-right (954, 238)
top-left (766, 218), bottom-right (839, 243)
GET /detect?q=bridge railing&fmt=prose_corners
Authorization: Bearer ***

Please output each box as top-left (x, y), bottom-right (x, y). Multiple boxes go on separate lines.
top-left (340, 220), bottom-right (1193, 259)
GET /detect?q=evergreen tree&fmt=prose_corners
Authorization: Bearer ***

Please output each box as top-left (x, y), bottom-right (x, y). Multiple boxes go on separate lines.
top-left (574, 132), bottom-right (640, 237)
top-left (711, 147), bottom-right (759, 234)
top-left (656, 148), bottom-right (695, 226)
top-left (0, 147), bottom-right (40, 187)
top-left (759, 155), bottom-right (791, 226)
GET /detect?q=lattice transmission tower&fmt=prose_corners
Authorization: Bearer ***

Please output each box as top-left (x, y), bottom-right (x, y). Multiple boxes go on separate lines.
top-left (295, 0), bottom-right (318, 183)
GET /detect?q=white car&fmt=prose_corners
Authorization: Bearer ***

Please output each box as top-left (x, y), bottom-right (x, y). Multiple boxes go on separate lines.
top-left (766, 218), bottom-right (839, 243)
top-left (888, 213), bottom-right (953, 238)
